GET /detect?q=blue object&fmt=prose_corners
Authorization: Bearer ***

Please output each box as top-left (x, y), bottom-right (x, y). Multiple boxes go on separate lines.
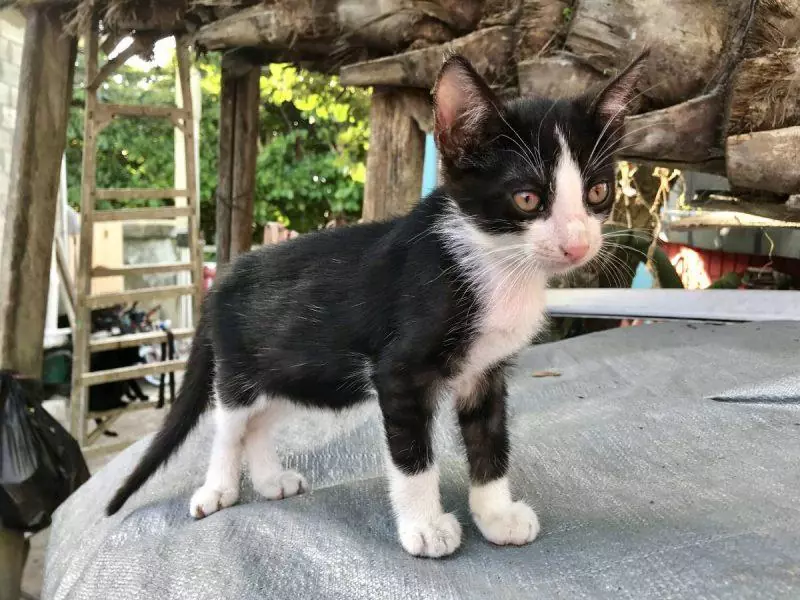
top-left (631, 262), bottom-right (654, 289)
top-left (421, 134), bottom-right (438, 197)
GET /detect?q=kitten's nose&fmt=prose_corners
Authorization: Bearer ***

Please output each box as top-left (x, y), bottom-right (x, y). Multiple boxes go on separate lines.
top-left (561, 241), bottom-right (589, 262)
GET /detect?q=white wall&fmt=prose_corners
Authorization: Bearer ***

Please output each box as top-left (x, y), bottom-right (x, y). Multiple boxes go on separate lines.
top-left (0, 8), bottom-right (25, 236)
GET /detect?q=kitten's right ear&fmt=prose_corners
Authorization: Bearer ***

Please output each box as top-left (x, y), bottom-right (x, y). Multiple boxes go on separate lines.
top-left (588, 49), bottom-right (650, 127)
top-left (433, 54), bottom-right (497, 161)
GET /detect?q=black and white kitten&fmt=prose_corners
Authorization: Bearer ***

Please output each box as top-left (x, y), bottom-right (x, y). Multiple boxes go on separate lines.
top-left (107, 52), bottom-right (648, 558)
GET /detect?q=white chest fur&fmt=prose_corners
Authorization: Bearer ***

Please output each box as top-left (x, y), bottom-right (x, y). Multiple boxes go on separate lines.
top-left (438, 201), bottom-right (550, 399)
top-left (448, 252), bottom-right (548, 399)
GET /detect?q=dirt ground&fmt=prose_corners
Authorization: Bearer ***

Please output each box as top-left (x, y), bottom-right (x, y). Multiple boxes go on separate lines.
top-left (20, 387), bottom-right (168, 600)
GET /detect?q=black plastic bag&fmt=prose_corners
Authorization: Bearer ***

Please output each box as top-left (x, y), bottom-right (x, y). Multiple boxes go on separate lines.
top-left (0, 371), bottom-right (90, 532)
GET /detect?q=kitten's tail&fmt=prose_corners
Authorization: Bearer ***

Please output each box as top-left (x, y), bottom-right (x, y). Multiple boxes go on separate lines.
top-left (105, 310), bottom-right (215, 515)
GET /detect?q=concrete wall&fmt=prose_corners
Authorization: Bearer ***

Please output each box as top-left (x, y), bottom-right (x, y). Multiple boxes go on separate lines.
top-left (0, 8), bottom-right (25, 238)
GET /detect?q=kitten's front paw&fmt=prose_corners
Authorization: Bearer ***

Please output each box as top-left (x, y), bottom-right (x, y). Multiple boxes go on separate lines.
top-left (189, 485), bottom-right (239, 519)
top-left (397, 512), bottom-right (462, 558)
top-left (252, 470), bottom-right (308, 500)
top-left (472, 501), bottom-right (539, 546)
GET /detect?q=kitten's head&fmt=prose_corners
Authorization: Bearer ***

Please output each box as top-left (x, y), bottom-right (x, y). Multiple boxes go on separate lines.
top-left (433, 51), bottom-right (649, 275)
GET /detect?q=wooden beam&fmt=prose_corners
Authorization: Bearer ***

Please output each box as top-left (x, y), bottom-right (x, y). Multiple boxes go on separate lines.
top-left (339, 26), bottom-right (515, 89)
top-left (618, 93), bottom-right (725, 168)
top-left (0, 5), bottom-right (77, 378)
top-left (193, 3), bottom-right (339, 53)
top-left (517, 54), bottom-right (603, 99)
top-left (726, 126), bottom-right (800, 194)
top-left (216, 64), bottom-right (260, 263)
top-left (362, 88), bottom-right (426, 221)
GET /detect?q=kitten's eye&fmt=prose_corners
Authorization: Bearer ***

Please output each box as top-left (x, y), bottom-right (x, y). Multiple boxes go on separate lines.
top-left (512, 191), bottom-right (541, 214)
top-left (587, 182), bottom-right (610, 205)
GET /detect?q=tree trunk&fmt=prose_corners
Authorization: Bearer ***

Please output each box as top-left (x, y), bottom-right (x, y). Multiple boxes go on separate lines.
top-left (362, 88), bottom-right (426, 221)
top-left (0, 5), bottom-right (76, 377)
top-left (215, 64), bottom-right (260, 264)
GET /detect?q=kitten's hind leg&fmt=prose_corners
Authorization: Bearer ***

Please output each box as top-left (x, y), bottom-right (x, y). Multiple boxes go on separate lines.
top-left (245, 401), bottom-right (308, 500)
top-left (189, 402), bottom-right (249, 519)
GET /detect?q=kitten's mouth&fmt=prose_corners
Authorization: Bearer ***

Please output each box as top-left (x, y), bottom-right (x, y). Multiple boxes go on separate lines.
top-left (543, 252), bottom-right (597, 274)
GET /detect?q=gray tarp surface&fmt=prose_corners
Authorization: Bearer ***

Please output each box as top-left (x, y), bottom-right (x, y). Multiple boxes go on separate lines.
top-left (44, 321), bottom-right (800, 599)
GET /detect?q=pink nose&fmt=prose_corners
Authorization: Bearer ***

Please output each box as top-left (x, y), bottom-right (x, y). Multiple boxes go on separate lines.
top-left (561, 242), bottom-right (589, 262)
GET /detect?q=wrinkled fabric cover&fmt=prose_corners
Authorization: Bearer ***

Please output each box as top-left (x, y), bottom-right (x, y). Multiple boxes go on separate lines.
top-left (44, 322), bottom-right (800, 599)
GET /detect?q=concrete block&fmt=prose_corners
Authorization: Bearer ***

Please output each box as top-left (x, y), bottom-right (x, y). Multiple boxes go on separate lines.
top-left (1, 106), bottom-right (14, 130)
top-left (0, 60), bottom-right (20, 87)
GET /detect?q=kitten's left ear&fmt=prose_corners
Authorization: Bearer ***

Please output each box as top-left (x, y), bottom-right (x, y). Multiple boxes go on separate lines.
top-left (589, 49), bottom-right (651, 126)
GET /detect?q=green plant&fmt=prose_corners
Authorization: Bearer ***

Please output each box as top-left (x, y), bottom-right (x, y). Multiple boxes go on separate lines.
top-left (67, 47), bottom-right (370, 243)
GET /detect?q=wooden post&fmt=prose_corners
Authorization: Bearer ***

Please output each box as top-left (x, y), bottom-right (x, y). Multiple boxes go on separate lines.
top-left (0, 7), bottom-right (76, 600)
top-left (0, 6), bottom-right (77, 377)
top-left (175, 39), bottom-right (204, 326)
top-left (362, 88), bottom-right (427, 221)
top-left (69, 18), bottom-right (98, 447)
top-left (215, 64), bottom-right (260, 264)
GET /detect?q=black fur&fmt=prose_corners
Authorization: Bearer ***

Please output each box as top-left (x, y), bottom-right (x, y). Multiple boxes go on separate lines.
top-left (106, 51), bottom-right (649, 515)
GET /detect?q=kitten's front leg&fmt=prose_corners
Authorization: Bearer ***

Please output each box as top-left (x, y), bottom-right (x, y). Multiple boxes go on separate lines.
top-left (457, 367), bottom-right (540, 546)
top-left (378, 375), bottom-right (462, 558)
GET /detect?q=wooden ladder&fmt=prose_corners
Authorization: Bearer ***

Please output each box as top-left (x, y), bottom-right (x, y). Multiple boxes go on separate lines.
top-left (69, 21), bottom-right (203, 452)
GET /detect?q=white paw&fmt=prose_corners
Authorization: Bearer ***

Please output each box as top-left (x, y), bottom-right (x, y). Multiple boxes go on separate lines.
top-left (252, 470), bottom-right (308, 500)
top-left (472, 501), bottom-right (540, 546)
top-left (189, 485), bottom-right (239, 519)
top-left (397, 512), bottom-right (462, 558)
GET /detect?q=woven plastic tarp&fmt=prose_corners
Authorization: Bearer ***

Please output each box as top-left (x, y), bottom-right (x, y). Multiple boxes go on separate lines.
top-left (44, 321), bottom-right (800, 599)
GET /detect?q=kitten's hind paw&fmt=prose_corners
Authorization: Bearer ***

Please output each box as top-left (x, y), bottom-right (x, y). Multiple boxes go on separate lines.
top-left (253, 470), bottom-right (308, 500)
top-left (397, 512), bottom-right (462, 558)
top-left (473, 501), bottom-right (540, 546)
top-left (189, 485), bottom-right (239, 519)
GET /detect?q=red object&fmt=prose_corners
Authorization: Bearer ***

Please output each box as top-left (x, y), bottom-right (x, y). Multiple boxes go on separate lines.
top-left (203, 265), bottom-right (216, 292)
top-left (662, 242), bottom-right (800, 289)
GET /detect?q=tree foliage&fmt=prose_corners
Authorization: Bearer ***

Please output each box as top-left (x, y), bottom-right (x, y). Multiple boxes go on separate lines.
top-left (67, 45), bottom-right (370, 243)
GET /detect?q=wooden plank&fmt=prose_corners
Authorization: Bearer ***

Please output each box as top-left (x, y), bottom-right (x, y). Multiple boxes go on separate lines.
top-left (339, 26), bottom-right (515, 89)
top-left (95, 187), bottom-right (188, 200)
top-left (92, 261), bottom-right (193, 277)
top-left (94, 102), bottom-right (185, 127)
top-left (726, 126), bottom-right (800, 194)
top-left (362, 88), bottom-right (426, 221)
top-left (90, 327), bottom-right (193, 353)
top-left (0, 5), bottom-right (77, 380)
top-left (81, 358), bottom-right (187, 386)
top-left (93, 206), bottom-right (193, 222)
top-left (86, 284), bottom-right (195, 309)
top-left (176, 39), bottom-right (205, 327)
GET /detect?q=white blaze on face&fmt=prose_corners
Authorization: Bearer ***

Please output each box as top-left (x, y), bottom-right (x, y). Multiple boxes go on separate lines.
top-left (552, 128), bottom-right (590, 252)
